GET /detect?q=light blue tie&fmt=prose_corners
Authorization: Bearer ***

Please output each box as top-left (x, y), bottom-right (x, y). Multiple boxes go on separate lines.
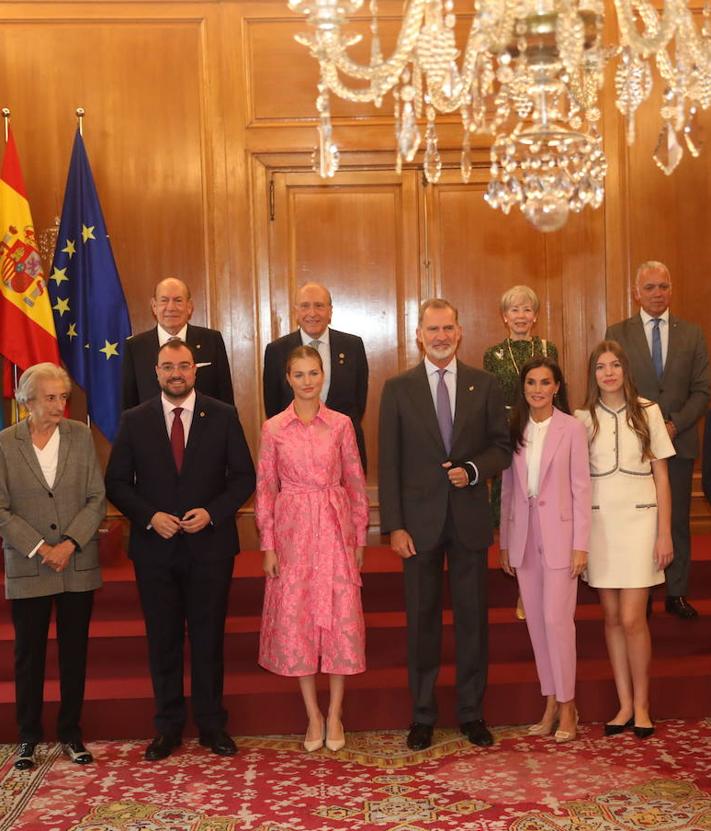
top-left (436, 369), bottom-right (453, 454)
top-left (651, 318), bottom-right (663, 379)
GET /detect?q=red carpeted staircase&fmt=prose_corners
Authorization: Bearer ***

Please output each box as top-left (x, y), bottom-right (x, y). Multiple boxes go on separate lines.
top-left (1, 524), bottom-right (710, 742)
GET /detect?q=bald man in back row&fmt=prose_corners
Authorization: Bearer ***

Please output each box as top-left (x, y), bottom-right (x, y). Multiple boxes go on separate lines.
top-left (121, 278), bottom-right (234, 410)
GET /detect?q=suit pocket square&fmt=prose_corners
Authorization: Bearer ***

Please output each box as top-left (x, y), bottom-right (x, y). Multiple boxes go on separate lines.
top-left (195, 362), bottom-right (212, 368)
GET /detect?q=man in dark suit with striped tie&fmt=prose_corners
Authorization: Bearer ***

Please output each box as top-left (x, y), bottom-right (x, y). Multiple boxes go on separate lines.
top-left (606, 261), bottom-right (710, 619)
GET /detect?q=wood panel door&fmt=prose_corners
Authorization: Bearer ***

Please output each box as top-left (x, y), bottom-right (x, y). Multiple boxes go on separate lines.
top-left (254, 166), bottom-right (422, 493)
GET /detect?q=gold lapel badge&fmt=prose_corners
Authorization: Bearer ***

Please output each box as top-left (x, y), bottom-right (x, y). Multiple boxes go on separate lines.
top-left (200, 411), bottom-right (206, 417)
top-left (469, 385), bottom-right (475, 391)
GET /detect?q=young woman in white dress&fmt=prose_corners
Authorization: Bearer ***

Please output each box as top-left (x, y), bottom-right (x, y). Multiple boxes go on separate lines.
top-left (575, 341), bottom-right (674, 739)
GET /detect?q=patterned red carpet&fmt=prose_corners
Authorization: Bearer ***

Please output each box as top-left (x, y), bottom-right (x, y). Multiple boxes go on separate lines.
top-left (1, 719), bottom-right (710, 830)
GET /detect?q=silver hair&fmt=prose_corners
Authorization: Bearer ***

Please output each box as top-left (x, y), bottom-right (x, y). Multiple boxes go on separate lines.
top-left (15, 363), bottom-right (71, 405)
top-left (499, 285), bottom-right (540, 315)
top-left (635, 261), bottom-right (671, 286)
top-left (418, 298), bottom-right (459, 326)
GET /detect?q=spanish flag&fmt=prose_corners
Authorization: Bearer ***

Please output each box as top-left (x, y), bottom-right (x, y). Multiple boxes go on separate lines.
top-left (0, 128), bottom-right (59, 373)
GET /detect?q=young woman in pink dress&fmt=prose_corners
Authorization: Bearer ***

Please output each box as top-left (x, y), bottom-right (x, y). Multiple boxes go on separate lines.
top-left (256, 345), bottom-right (368, 752)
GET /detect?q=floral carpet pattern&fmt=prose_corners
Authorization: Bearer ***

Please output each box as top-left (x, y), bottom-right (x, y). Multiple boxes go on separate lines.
top-left (1, 719), bottom-right (710, 831)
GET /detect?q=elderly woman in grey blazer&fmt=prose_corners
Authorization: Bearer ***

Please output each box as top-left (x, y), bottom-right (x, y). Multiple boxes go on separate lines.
top-left (0, 363), bottom-right (105, 771)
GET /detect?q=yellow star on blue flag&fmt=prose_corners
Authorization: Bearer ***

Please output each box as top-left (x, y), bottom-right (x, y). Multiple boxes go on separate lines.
top-left (48, 130), bottom-right (132, 442)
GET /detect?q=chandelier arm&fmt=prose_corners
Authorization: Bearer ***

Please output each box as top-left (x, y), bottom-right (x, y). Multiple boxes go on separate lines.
top-left (614, 0), bottom-right (680, 56)
top-left (323, 0), bottom-right (427, 85)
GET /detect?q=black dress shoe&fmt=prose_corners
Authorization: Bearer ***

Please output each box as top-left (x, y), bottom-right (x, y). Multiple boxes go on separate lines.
top-left (665, 596), bottom-right (698, 619)
top-left (62, 741), bottom-right (93, 764)
top-left (145, 734), bottom-right (182, 761)
top-left (406, 722), bottom-right (434, 751)
top-left (199, 730), bottom-right (237, 756)
top-left (604, 717), bottom-right (634, 736)
top-left (461, 719), bottom-right (494, 747)
top-left (14, 742), bottom-right (36, 771)
top-left (633, 724), bottom-right (655, 739)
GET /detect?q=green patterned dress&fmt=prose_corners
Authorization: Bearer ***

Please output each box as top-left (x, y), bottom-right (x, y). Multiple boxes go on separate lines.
top-left (483, 336), bottom-right (559, 526)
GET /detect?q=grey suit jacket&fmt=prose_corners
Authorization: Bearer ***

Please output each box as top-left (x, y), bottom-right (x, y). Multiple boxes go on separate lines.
top-left (605, 314), bottom-right (710, 458)
top-left (0, 419), bottom-right (105, 600)
top-left (378, 360), bottom-right (511, 552)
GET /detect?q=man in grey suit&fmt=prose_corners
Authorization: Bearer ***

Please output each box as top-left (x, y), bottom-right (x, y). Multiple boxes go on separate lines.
top-left (606, 261), bottom-right (711, 618)
top-left (379, 299), bottom-right (511, 750)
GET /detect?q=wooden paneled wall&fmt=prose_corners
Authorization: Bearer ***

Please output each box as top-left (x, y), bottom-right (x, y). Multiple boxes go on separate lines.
top-left (2, 0), bottom-right (710, 539)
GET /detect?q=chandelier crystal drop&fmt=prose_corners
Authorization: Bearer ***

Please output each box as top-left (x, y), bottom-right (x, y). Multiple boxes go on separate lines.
top-left (289, 0), bottom-right (711, 231)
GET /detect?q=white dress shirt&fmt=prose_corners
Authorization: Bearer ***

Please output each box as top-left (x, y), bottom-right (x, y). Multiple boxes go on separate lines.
top-left (161, 388), bottom-right (196, 444)
top-left (640, 308), bottom-right (669, 367)
top-left (157, 323), bottom-right (188, 346)
top-left (525, 415), bottom-right (552, 497)
top-left (300, 327), bottom-right (332, 402)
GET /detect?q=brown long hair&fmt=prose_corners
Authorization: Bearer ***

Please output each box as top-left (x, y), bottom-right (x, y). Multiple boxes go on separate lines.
top-left (583, 340), bottom-right (653, 460)
top-left (510, 357), bottom-right (571, 452)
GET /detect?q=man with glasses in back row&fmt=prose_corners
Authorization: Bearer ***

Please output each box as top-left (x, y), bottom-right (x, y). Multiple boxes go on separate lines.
top-left (606, 261), bottom-right (711, 619)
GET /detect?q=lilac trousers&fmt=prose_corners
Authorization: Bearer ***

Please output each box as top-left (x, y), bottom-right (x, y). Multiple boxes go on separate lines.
top-left (516, 498), bottom-right (578, 702)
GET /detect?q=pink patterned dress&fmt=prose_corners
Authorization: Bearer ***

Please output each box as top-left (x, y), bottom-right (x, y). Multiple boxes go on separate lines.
top-left (256, 403), bottom-right (368, 676)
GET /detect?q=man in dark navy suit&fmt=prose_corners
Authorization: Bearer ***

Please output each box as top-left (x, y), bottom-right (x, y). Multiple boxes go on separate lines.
top-left (121, 277), bottom-right (234, 409)
top-left (262, 282), bottom-right (369, 468)
top-left (106, 340), bottom-right (255, 761)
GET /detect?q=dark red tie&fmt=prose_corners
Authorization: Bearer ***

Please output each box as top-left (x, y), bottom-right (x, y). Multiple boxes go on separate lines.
top-left (170, 407), bottom-right (184, 472)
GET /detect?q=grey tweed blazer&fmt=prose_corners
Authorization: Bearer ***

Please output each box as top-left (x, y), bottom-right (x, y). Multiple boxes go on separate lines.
top-left (0, 418), bottom-right (105, 600)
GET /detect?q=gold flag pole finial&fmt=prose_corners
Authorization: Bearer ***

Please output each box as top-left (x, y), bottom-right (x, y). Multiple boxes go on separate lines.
top-left (2, 108), bottom-right (10, 143)
top-left (76, 107), bottom-right (85, 137)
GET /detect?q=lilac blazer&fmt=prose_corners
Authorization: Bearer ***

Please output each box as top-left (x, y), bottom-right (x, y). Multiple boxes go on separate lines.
top-left (500, 408), bottom-right (592, 569)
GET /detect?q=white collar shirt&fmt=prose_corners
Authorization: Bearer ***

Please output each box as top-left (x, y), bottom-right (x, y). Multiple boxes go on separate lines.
top-left (639, 308), bottom-right (670, 367)
top-left (424, 356), bottom-right (457, 419)
top-left (161, 388), bottom-right (196, 445)
top-left (300, 326), bottom-right (331, 402)
top-left (157, 323), bottom-right (188, 346)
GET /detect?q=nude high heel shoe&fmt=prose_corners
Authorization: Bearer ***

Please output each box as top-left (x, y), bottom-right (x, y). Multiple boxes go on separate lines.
top-left (325, 717), bottom-right (346, 752)
top-left (554, 710), bottom-right (579, 744)
top-left (304, 717), bottom-right (325, 752)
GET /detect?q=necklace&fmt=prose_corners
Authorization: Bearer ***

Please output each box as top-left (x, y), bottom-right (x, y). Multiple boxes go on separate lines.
top-left (506, 337), bottom-right (535, 375)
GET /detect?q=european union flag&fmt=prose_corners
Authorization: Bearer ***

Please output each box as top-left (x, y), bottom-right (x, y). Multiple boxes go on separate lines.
top-left (48, 130), bottom-right (131, 442)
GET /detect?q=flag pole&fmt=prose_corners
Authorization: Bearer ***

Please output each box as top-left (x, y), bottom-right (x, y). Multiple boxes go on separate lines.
top-left (75, 107), bottom-right (90, 429)
top-left (2, 108), bottom-right (9, 143)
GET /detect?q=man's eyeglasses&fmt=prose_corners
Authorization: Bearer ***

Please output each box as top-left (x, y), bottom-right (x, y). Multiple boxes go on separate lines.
top-left (157, 362), bottom-right (194, 373)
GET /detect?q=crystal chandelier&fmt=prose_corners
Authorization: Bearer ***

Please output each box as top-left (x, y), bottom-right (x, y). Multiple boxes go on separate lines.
top-left (288, 0), bottom-right (711, 231)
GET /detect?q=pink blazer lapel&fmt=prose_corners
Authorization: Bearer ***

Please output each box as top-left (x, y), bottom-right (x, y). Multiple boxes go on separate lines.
top-left (537, 409), bottom-right (565, 491)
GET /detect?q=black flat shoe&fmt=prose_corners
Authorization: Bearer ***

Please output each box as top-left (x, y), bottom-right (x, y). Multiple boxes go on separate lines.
top-left (633, 724), bottom-right (655, 739)
top-left (406, 722), bottom-right (434, 751)
top-left (604, 717), bottom-right (634, 736)
top-left (144, 733), bottom-right (182, 762)
top-left (14, 742), bottom-right (36, 771)
top-left (199, 730), bottom-right (237, 756)
top-left (461, 719), bottom-right (494, 747)
top-left (62, 741), bottom-right (93, 765)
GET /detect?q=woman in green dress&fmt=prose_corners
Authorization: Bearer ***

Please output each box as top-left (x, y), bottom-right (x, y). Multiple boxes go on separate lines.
top-left (484, 285), bottom-right (559, 620)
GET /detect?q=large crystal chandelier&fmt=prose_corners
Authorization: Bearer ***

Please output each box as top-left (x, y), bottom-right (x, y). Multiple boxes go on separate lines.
top-left (288, 0), bottom-right (711, 231)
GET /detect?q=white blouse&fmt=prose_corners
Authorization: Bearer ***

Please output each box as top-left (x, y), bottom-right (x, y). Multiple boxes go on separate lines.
top-left (525, 415), bottom-right (552, 497)
top-left (32, 426), bottom-right (60, 489)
